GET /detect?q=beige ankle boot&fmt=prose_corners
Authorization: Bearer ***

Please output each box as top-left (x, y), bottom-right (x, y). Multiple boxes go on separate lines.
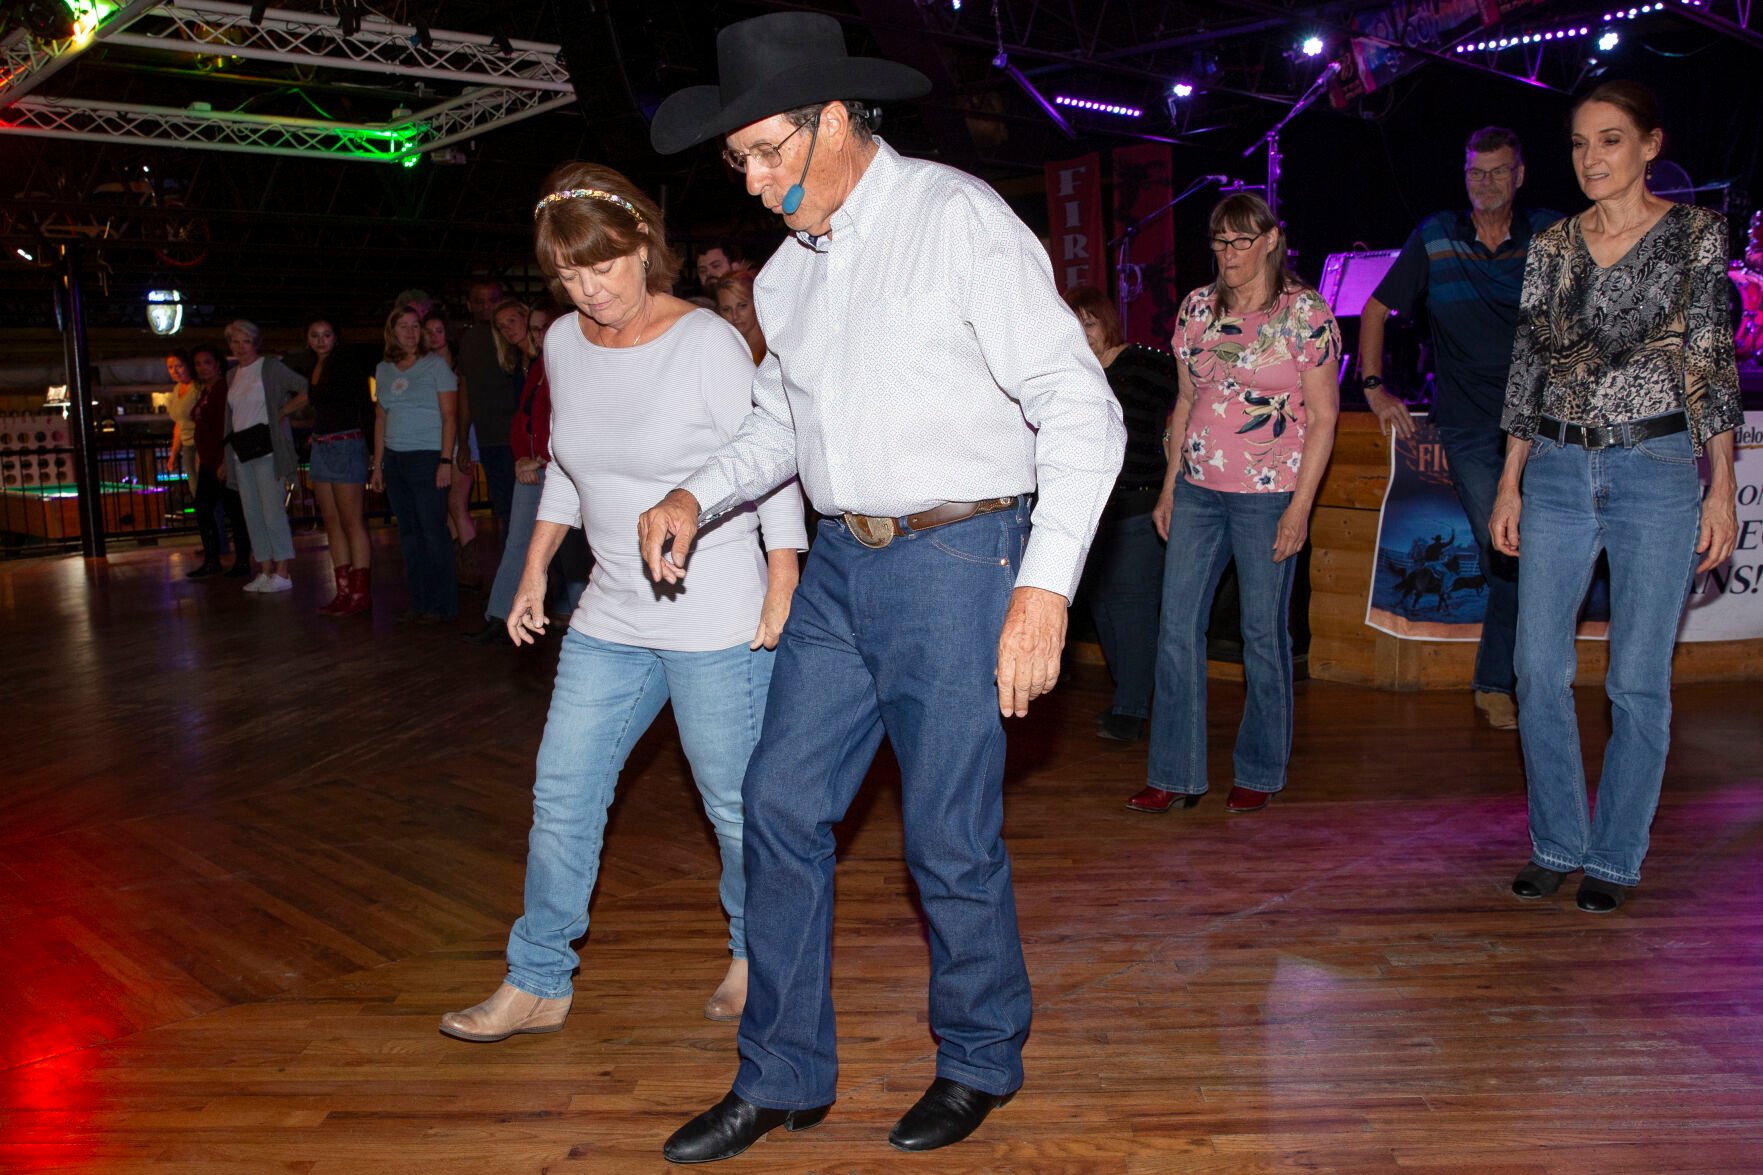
top-left (703, 958), bottom-right (748, 1023)
top-left (439, 982), bottom-right (572, 1042)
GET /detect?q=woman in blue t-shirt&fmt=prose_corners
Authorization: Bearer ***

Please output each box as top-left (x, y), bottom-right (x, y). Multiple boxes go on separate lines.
top-left (368, 304), bottom-right (460, 622)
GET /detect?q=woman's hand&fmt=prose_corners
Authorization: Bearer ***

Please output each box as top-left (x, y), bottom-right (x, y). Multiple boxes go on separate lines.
top-left (367, 465), bottom-right (383, 493)
top-left (506, 570), bottom-right (549, 646)
top-left (1697, 485), bottom-right (1738, 573)
top-left (164, 453), bottom-right (179, 475)
top-left (515, 457), bottom-right (543, 486)
top-left (1272, 501), bottom-right (1309, 563)
top-left (1152, 488), bottom-right (1175, 541)
top-left (435, 462), bottom-right (452, 490)
top-left (751, 587), bottom-right (792, 650)
top-left (1490, 484), bottom-right (1522, 557)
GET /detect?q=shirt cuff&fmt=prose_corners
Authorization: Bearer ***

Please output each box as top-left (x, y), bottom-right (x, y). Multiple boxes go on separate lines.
top-left (1015, 531), bottom-right (1087, 604)
top-left (761, 520), bottom-right (810, 552)
top-left (680, 468), bottom-right (739, 525)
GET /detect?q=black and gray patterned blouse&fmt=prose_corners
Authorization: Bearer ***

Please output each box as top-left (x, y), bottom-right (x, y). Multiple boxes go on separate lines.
top-left (1501, 203), bottom-right (1741, 453)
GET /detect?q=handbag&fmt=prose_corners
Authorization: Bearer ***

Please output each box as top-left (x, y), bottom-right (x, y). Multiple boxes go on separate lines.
top-left (226, 422), bottom-right (274, 462)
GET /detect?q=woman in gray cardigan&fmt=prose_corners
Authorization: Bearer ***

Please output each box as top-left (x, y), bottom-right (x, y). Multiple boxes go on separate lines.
top-left (222, 319), bottom-right (308, 592)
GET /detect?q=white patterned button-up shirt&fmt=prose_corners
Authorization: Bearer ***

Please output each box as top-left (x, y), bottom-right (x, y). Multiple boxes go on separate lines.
top-left (681, 140), bottom-right (1125, 601)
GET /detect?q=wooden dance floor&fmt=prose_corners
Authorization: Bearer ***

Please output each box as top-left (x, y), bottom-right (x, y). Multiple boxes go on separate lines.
top-left (4, 536), bottom-right (1762, 1173)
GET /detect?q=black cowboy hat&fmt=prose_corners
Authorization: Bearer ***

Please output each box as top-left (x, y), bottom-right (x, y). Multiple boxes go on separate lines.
top-left (650, 12), bottom-right (931, 156)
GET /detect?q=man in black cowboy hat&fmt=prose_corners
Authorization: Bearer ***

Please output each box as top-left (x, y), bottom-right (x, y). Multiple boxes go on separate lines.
top-left (638, 11), bottom-right (1124, 1163)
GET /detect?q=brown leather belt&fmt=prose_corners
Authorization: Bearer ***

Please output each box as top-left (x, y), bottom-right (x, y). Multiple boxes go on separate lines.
top-left (842, 496), bottom-right (1019, 549)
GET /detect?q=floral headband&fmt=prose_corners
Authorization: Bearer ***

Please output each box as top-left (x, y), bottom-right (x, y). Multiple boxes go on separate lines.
top-left (532, 188), bottom-right (645, 223)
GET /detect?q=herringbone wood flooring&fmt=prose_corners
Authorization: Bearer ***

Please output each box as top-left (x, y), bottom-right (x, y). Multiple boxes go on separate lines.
top-left (3, 535), bottom-right (1761, 1173)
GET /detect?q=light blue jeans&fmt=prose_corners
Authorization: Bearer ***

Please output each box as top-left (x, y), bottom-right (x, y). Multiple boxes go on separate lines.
top-left (486, 471), bottom-right (543, 623)
top-left (1514, 426), bottom-right (1703, 887)
top-left (504, 629), bottom-right (775, 999)
top-left (1147, 480), bottom-right (1297, 796)
top-left (232, 454), bottom-right (295, 562)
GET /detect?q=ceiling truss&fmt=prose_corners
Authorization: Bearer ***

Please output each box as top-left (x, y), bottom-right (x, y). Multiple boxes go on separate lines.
top-left (0, 0), bottom-right (576, 163)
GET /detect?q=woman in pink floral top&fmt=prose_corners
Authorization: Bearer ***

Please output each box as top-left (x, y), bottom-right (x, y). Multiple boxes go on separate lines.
top-left (1129, 193), bottom-right (1340, 816)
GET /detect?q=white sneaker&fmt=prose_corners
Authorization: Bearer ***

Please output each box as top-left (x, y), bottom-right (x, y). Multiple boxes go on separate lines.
top-left (243, 573), bottom-right (272, 593)
top-left (264, 574), bottom-right (293, 593)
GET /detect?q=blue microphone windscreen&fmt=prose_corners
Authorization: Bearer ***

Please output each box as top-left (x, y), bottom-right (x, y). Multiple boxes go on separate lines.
top-left (781, 185), bottom-right (804, 215)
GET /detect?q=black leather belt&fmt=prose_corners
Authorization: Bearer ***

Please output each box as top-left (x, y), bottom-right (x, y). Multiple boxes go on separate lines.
top-left (1536, 412), bottom-right (1687, 450)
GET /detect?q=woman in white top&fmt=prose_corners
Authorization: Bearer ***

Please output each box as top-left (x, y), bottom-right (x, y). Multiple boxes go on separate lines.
top-left (440, 162), bottom-right (806, 1042)
top-left (222, 320), bottom-right (308, 592)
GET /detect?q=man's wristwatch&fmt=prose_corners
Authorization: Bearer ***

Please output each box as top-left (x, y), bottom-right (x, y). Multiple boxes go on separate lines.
top-left (1360, 375), bottom-right (1384, 392)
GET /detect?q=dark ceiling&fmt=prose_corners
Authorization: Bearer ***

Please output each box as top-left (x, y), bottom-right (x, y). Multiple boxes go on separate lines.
top-left (2, 0), bottom-right (1760, 335)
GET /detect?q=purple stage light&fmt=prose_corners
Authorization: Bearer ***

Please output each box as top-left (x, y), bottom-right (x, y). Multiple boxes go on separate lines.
top-left (1053, 95), bottom-right (1142, 118)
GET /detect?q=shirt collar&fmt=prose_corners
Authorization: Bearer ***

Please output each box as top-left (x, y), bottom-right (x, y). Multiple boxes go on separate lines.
top-left (790, 137), bottom-right (899, 251)
top-left (1455, 207), bottom-right (1535, 254)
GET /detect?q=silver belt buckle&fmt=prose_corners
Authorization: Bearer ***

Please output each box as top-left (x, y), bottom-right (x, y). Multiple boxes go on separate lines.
top-left (844, 513), bottom-right (896, 549)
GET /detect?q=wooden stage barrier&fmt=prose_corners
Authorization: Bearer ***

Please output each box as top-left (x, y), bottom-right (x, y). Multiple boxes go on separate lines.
top-left (1308, 412), bottom-right (1763, 689)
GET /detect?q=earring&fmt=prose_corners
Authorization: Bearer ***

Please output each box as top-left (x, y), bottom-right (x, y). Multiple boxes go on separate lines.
top-left (1645, 162), bottom-right (1654, 182)
top-left (641, 254), bottom-right (651, 273)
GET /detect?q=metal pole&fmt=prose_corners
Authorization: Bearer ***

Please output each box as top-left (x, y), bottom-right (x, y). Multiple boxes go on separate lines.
top-left (58, 242), bottom-right (106, 559)
top-left (1267, 133), bottom-right (1282, 218)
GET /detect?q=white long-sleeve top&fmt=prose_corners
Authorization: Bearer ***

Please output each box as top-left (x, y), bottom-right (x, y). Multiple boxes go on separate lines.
top-left (679, 138), bottom-right (1124, 602)
top-left (540, 308), bottom-right (808, 652)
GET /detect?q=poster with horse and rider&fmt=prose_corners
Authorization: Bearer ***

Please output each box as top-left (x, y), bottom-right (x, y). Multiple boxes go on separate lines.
top-left (1365, 415), bottom-right (1612, 641)
top-left (1368, 411), bottom-right (1763, 643)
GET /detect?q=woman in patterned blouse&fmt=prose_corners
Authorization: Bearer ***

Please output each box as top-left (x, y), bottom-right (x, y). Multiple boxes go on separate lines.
top-left (1129, 193), bottom-right (1340, 816)
top-left (1491, 80), bottom-right (1741, 914)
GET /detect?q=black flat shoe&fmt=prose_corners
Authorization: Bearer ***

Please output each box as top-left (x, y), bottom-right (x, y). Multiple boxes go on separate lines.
top-left (460, 620), bottom-right (507, 644)
top-left (1511, 862), bottom-right (1569, 899)
top-left (1576, 877), bottom-right (1631, 913)
top-left (663, 1091), bottom-right (830, 1164)
top-left (888, 1077), bottom-right (1017, 1152)
top-left (224, 561), bottom-right (253, 578)
top-left (185, 560), bottom-right (222, 578)
top-left (1096, 712), bottom-right (1145, 743)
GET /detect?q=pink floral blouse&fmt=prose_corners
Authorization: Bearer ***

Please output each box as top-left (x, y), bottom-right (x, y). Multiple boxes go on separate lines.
top-left (1173, 285), bottom-right (1339, 493)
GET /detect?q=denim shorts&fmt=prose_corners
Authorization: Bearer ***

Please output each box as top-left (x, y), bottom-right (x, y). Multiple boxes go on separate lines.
top-left (309, 433), bottom-right (369, 484)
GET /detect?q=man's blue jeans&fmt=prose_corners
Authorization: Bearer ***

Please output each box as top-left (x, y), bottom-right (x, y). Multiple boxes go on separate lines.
top-left (1514, 428), bottom-right (1702, 887)
top-left (1437, 424), bottom-right (1521, 695)
top-left (505, 630), bottom-right (775, 998)
top-left (734, 503), bottom-right (1034, 1110)
top-left (1085, 503), bottom-right (1165, 719)
top-left (1147, 480), bottom-right (1297, 797)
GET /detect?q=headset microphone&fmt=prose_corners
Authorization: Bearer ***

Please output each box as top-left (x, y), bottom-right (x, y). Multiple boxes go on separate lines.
top-left (780, 122), bottom-right (821, 216)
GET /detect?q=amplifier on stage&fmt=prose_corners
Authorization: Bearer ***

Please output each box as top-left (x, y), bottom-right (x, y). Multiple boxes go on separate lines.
top-left (1318, 248), bottom-right (1403, 318)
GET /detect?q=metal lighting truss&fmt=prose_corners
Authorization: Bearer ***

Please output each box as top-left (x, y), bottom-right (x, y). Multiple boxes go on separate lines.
top-left (0, 0), bottom-right (578, 162)
top-left (0, 1), bottom-right (165, 104)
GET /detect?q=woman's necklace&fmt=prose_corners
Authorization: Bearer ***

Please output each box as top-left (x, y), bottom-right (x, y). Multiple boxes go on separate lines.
top-left (625, 296), bottom-right (653, 347)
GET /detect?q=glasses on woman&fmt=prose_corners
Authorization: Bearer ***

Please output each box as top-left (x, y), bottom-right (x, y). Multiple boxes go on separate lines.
top-left (721, 121), bottom-right (809, 173)
top-left (1209, 231), bottom-right (1264, 252)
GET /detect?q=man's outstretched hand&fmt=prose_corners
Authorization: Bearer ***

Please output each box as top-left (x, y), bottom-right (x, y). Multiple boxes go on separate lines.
top-left (638, 488), bottom-right (701, 584)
